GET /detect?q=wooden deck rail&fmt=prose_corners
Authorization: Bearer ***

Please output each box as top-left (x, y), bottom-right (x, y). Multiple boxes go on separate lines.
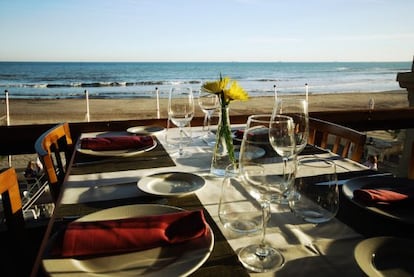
top-left (1, 108), bottom-right (414, 156)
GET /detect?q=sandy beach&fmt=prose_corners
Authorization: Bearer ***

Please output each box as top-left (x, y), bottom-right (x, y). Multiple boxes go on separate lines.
top-left (1, 90), bottom-right (409, 125)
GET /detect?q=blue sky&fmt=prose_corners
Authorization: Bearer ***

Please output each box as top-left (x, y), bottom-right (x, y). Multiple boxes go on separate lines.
top-left (1, 0), bottom-right (413, 62)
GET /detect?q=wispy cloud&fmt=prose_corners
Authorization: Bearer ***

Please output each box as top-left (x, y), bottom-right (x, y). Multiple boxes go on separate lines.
top-left (324, 33), bottom-right (414, 41)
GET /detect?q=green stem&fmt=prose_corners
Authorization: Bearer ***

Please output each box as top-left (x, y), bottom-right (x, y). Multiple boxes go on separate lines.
top-left (219, 93), bottom-right (235, 163)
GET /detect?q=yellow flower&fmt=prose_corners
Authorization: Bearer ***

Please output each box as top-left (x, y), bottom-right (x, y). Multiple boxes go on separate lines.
top-left (201, 75), bottom-right (249, 105)
top-left (223, 81), bottom-right (249, 102)
top-left (202, 76), bottom-right (230, 93)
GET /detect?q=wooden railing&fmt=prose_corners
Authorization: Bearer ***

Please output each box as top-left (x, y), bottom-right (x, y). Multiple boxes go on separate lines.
top-left (1, 108), bottom-right (414, 156)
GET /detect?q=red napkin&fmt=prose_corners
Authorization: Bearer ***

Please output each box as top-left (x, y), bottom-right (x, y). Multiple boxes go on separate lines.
top-left (80, 135), bottom-right (154, 151)
top-left (58, 210), bottom-right (208, 257)
top-left (353, 186), bottom-right (414, 204)
top-left (234, 129), bottom-right (244, 140)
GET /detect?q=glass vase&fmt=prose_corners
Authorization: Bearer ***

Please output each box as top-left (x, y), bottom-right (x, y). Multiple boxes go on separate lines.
top-left (210, 104), bottom-right (236, 176)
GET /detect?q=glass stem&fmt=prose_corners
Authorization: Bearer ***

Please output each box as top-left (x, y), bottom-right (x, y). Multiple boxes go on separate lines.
top-left (179, 127), bottom-right (183, 156)
top-left (206, 114), bottom-right (211, 132)
top-left (282, 157), bottom-right (288, 197)
top-left (256, 202), bottom-right (270, 258)
top-left (203, 113), bottom-right (208, 132)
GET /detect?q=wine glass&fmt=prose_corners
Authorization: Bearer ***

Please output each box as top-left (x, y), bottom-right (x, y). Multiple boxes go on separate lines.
top-left (289, 157), bottom-right (339, 223)
top-left (168, 86), bottom-right (194, 157)
top-left (198, 90), bottom-right (219, 145)
top-left (238, 162), bottom-right (284, 272)
top-left (237, 114), bottom-right (296, 272)
top-left (268, 114), bottom-right (297, 204)
top-left (272, 98), bottom-right (309, 155)
top-left (238, 114), bottom-right (296, 205)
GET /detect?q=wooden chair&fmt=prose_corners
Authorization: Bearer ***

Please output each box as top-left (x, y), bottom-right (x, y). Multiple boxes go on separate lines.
top-left (0, 167), bottom-right (47, 276)
top-left (35, 122), bottom-right (73, 203)
top-left (308, 117), bottom-right (367, 162)
top-left (0, 167), bottom-right (25, 231)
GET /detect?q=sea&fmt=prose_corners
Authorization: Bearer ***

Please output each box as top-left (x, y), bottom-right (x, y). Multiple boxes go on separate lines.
top-left (0, 61), bottom-right (411, 99)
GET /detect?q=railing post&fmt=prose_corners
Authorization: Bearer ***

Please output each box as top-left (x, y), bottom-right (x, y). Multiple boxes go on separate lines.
top-left (305, 83), bottom-right (309, 103)
top-left (5, 89), bottom-right (10, 126)
top-left (5, 90), bottom-right (11, 166)
top-left (155, 87), bottom-right (160, 119)
top-left (84, 90), bottom-right (90, 122)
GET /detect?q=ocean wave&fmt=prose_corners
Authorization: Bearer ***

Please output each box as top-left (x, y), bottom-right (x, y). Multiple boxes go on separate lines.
top-left (255, 78), bottom-right (280, 82)
top-left (0, 80), bottom-right (202, 89)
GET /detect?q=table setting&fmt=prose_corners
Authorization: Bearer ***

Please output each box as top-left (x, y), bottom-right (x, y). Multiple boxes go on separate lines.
top-left (34, 81), bottom-right (414, 277)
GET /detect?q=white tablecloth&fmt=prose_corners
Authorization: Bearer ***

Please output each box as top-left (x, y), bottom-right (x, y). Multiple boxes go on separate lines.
top-left (61, 126), bottom-right (370, 276)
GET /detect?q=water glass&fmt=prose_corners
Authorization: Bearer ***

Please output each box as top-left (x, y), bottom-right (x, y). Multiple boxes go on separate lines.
top-left (272, 97), bottom-right (309, 155)
top-left (218, 163), bottom-right (262, 235)
top-left (164, 116), bottom-right (192, 148)
top-left (198, 90), bottom-right (219, 144)
top-left (168, 85), bottom-right (195, 157)
top-left (290, 157), bottom-right (339, 223)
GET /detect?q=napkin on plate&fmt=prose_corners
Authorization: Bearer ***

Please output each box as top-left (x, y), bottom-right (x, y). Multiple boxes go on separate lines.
top-left (56, 210), bottom-right (208, 257)
top-left (353, 186), bottom-right (414, 204)
top-left (80, 135), bottom-right (154, 151)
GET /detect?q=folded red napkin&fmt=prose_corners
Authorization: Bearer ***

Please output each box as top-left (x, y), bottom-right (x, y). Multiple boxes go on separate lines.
top-left (353, 186), bottom-right (414, 204)
top-left (80, 135), bottom-right (154, 151)
top-left (57, 210), bottom-right (208, 257)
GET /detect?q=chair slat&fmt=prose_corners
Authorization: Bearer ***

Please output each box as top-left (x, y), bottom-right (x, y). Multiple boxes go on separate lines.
top-left (309, 117), bottom-right (366, 162)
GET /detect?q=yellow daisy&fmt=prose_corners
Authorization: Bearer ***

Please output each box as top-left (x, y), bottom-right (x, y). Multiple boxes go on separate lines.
top-left (223, 81), bottom-right (249, 102)
top-left (201, 76), bottom-right (230, 93)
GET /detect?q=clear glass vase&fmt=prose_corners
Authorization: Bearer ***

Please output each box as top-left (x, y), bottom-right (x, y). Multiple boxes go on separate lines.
top-left (210, 104), bottom-right (236, 176)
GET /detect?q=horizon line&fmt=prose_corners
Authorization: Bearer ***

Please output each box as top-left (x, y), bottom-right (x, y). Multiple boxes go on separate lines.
top-left (0, 60), bottom-right (412, 63)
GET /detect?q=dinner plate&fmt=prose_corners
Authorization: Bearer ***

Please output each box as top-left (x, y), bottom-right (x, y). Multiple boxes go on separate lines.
top-left (127, 125), bottom-right (165, 135)
top-left (42, 204), bottom-right (214, 276)
top-left (354, 236), bottom-right (414, 277)
top-left (138, 172), bottom-right (205, 196)
top-left (342, 176), bottom-right (414, 224)
top-left (77, 138), bottom-right (157, 157)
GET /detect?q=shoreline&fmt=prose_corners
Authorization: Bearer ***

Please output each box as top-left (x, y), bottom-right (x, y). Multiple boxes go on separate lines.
top-left (1, 90), bottom-right (409, 125)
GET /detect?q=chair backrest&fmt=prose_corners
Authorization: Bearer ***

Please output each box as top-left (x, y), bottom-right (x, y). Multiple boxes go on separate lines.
top-left (35, 122), bottom-right (73, 202)
top-left (308, 117), bottom-right (367, 162)
top-left (0, 167), bottom-right (25, 231)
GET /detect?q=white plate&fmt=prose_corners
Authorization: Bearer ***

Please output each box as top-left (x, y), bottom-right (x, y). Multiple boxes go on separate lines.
top-left (342, 176), bottom-right (414, 224)
top-left (354, 236), bottom-right (414, 277)
top-left (138, 172), bottom-right (205, 196)
top-left (77, 138), bottom-right (157, 157)
top-left (42, 204), bottom-right (214, 276)
top-left (127, 125), bottom-right (165, 135)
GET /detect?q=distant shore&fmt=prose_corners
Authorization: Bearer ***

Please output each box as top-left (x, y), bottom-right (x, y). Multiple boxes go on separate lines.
top-left (1, 90), bottom-right (409, 125)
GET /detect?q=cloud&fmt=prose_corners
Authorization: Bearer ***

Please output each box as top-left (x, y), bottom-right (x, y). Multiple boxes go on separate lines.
top-left (324, 33), bottom-right (414, 41)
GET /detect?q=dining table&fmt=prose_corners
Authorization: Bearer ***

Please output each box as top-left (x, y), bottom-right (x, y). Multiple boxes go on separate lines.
top-left (31, 124), bottom-right (414, 277)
